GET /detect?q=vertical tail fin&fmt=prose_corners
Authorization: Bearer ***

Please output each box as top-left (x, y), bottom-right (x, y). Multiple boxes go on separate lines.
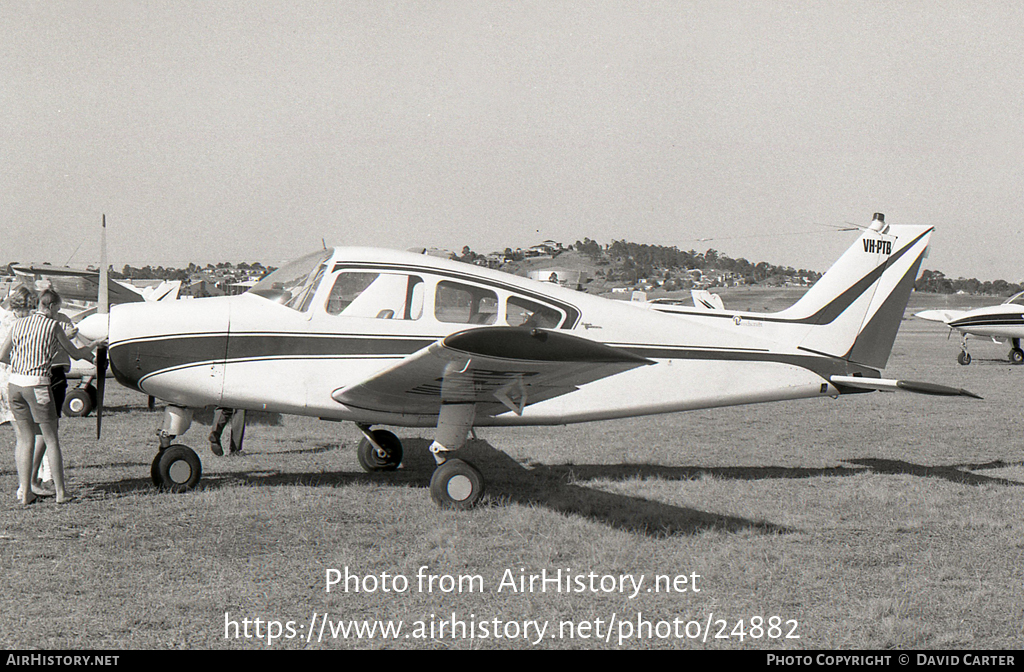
top-left (775, 214), bottom-right (933, 369)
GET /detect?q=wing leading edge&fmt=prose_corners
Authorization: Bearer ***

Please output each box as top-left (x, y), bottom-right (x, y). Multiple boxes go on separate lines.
top-left (331, 327), bottom-right (653, 417)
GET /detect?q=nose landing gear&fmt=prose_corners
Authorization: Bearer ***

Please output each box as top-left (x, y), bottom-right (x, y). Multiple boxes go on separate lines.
top-left (149, 406), bottom-right (203, 492)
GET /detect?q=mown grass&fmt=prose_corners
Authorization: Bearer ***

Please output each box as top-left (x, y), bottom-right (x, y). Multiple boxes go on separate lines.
top-left (0, 294), bottom-right (1022, 649)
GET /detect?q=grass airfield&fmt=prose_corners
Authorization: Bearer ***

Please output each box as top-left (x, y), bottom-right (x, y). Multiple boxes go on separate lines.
top-left (1, 290), bottom-right (1022, 650)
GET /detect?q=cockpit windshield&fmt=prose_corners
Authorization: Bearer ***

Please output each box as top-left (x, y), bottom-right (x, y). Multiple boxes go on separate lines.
top-left (1004, 291), bottom-right (1024, 306)
top-left (248, 249), bottom-right (332, 311)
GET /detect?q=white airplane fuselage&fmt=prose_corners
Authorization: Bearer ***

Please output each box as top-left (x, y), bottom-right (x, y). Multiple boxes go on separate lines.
top-left (104, 247), bottom-right (892, 428)
top-left (946, 304), bottom-right (1024, 340)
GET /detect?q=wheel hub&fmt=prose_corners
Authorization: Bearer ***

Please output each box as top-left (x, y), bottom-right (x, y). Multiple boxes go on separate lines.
top-left (168, 460), bottom-right (192, 484)
top-left (447, 474), bottom-right (473, 501)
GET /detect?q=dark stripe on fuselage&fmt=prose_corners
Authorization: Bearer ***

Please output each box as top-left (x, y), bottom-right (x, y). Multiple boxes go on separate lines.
top-left (109, 333), bottom-right (435, 390)
top-left (109, 331), bottom-right (878, 394)
top-left (949, 314), bottom-right (1024, 329)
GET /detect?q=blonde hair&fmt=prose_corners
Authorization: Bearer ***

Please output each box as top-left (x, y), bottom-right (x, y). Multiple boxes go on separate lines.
top-left (8, 285), bottom-right (37, 315)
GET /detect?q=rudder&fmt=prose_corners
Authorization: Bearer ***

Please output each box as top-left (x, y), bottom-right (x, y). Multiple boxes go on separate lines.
top-left (775, 214), bottom-right (933, 369)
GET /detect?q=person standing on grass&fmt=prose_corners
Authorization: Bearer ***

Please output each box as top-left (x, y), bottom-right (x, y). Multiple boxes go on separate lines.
top-left (209, 407), bottom-right (246, 456)
top-left (0, 292), bottom-right (17, 427)
top-left (0, 288), bottom-right (98, 505)
top-left (33, 281), bottom-right (83, 485)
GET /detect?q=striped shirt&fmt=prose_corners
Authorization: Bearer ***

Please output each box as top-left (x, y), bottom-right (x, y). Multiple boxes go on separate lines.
top-left (8, 312), bottom-right (61, 383)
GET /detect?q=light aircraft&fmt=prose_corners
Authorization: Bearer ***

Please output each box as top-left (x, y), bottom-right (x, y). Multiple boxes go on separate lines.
top-left (77, 212), bottom-right (978, 508)
top-left (12, 263), bottom-right (181, 305)
top-left (915, 292), bottom-right (1024, 365)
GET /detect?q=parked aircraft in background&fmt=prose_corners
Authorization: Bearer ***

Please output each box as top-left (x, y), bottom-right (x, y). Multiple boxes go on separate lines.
top-left (916, 292), bottom-right (1024, 365)
top-left (644, 289), bottom-right (726, 313)
top-left (78, 213), bottom-right (978, 508)
top-left (12, 263), bottom-right (181, 305)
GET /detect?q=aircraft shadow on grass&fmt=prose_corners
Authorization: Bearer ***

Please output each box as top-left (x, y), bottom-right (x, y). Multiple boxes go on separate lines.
top-left (845, 458), bottom-right (1024, 486)
top-left (87, 441), bottom-right (1022, 537)
top-left (91, 439), bottom-right (787, 537)
top-left (542, 459), bottom-right (1024, 488)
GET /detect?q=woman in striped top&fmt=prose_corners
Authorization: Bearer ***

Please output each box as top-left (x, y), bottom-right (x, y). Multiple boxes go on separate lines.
top-left (0, 288), bottom-right (97, 505)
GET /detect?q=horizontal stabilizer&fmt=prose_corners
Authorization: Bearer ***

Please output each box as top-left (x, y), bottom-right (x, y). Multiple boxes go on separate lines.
top-left (830, 375), bottom-right (981, 399)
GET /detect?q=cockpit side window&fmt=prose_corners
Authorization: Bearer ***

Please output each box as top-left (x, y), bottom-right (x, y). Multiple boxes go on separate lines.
top-left (435, 281), bottom-right (498, 324)
top-left (326, 271), bottom-right (424, 320)
top-left (506, 296), bottom-right (563, 328)
top-left (294, 264), bottom-right (327, 312)
top-left (248, 249), bottom-right (332, 311)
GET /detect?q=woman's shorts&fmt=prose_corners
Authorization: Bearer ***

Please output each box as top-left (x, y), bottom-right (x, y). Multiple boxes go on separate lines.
top-left (8, 382), bottom-right (58, 425)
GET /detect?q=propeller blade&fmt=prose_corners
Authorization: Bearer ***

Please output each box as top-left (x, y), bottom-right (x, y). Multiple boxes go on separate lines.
top-left (96, 215), bottom-right (109, 439)
top-left (99, 214), bottom-right (108, 316)
top-left (95, 345), bottom-right (108, 439)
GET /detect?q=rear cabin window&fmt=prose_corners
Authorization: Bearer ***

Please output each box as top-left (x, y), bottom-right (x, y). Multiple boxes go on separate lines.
top-left (326, 272), bottom-right (424, 320)
top-left (506, 296), bottom-right (563, 328)
top-left (434, 281), bottom-right (498, 324)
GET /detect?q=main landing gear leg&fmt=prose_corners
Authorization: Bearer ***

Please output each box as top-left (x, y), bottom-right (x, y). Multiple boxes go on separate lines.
top-left (1010, 338), bottom-right (1024, 365)
top-left (428, 403), bottom-right (484, 509)
top-left (150, 405), bottom-right (202, 492)
top-left (958, 334), bottom-right (971, 366)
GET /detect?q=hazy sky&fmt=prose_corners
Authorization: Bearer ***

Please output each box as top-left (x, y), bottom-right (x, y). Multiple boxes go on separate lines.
top-left (3, 1), bottom-right (1023, 280)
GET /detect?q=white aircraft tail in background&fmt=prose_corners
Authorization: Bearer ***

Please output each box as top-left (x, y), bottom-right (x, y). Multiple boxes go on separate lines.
top-left (691, 289), bottom-right (725, 311)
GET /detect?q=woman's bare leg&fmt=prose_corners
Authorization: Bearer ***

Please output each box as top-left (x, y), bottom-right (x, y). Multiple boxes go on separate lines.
top-left (37, 421), bottom-right (67, 502)
top-left (14, 419), bottom-right (36, 505)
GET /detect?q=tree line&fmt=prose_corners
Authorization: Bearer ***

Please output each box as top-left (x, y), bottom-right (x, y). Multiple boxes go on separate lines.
top-left (572, 238), bottom-right (821, 286)
top-left (914, 269), bottom-right (1022, 296)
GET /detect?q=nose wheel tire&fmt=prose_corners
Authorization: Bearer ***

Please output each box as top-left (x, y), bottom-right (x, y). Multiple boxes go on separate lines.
top-left (958, 351), bottom-right (971, 366)
top-left (429, 458), bottom-right (485, 509)
top-left (151, 445), bottom-right (202, 492)
top-left (356, 430), bottom-right (403, 472)
top-left (1010, 348), bottom-right (1024, 365)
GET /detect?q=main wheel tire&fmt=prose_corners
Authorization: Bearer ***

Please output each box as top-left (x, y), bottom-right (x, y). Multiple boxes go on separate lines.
top-left (63, 388), bottom-right (93, 417)
top-left (958, 351), bottom-right (971, 366)
top-left (356, 430), bottom-right (403, 472)
top-left (151, 451), bottom-right (164, 487)
top-left (154, 445), bottom-right (202, 492)
top-left (1010, 348), bottom-right (1024, 365)
top-left (429, 458), bottom-right (485, 509)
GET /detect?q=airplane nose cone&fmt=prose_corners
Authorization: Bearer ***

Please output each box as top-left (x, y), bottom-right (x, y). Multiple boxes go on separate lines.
top-left (77, 312), bottom-right (109, 342)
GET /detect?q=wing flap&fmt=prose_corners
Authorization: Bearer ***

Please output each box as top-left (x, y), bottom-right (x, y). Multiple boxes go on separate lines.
top-left (332, 327), bottom-right (653, 415)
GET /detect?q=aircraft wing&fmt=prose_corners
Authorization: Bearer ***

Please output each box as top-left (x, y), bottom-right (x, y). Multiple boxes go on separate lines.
top-left (13, 265), bottom-right (145, 305)
top-left (914, 309), bottom-right (969, 325)
top-left (332, 327), bottom-right (654, 416)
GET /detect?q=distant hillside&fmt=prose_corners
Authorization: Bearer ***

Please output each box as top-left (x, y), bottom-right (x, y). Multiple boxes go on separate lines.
top-left (460, 239), bottom-right (821, 296)
top-left (458, 240), bottom-right (1023, 300)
